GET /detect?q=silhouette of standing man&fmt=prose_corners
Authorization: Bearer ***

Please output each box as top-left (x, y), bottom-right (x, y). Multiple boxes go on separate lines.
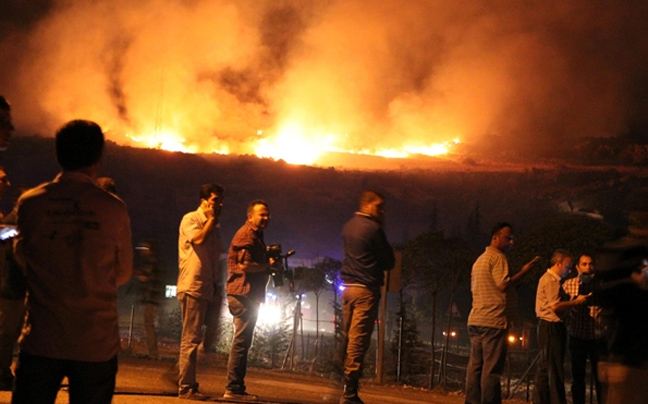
top-left (12, 120), bottom-right (133, 404)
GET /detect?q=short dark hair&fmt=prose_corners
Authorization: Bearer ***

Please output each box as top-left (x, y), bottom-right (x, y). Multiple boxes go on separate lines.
top-left (199, 183), bottom-right (224, 201)
top-left (491, 222), bottom-right (512, 237)
top-left (55, 120), bottom-right (104, 171)
top-left (359, 190), bottom-right (384, 208)
top-left (247, 199), bottom-right (268, 216)
top-left (577, 254), bottom-right (593, 265)
top-left (0, 96), bottom-right (9, 111)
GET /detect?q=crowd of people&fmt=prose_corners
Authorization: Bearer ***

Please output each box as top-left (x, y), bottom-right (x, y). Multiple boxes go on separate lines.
top-left (0, 95), bottom-right (647, 404)
top-left (465, 223), bottom-right (648, 404)
top-left (0, 98), bottom-right (395, 404)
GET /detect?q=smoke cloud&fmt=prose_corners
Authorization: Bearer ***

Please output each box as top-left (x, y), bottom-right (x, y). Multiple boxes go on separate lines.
top-left (1, 0), bottom-right (647, 159)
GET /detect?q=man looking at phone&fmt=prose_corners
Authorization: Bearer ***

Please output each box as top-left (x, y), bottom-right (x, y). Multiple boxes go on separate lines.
top-left (535, 249), bottom-right (589, 404)
top-left (177, 184), bottom-right (225, 400)
top-left (562, 254), bottom-right (604, 404)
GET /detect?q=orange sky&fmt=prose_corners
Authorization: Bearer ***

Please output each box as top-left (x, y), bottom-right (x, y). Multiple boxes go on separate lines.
top-left (1, 0), bottom-right (647, 165)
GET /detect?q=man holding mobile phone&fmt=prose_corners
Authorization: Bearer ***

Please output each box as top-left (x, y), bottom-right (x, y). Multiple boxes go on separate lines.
top-left (177, 184), bottom-right (225, 400)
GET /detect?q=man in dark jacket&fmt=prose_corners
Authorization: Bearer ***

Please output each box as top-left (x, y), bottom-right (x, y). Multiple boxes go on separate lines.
top-left (339, 190), bottom-right (395, 404)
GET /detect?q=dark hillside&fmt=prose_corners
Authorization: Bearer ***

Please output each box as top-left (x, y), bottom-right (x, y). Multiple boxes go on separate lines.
top-left (3, 135), bottom-right (647, 285)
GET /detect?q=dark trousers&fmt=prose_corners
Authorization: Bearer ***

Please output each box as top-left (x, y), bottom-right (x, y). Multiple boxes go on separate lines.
top-left (0, 298), bottom-right (24, 388)
top-left (341, 286), bottom-right (380, 384)
top-left (535, 320), bottom-right (567, 404)
top-left (11, 351), bottom-right (117, 404)
top-left (225, 295), bottom-right (259, 394)
top-left (464, 326), bottom-right (508, 404)
top-left (569, 336), bottom-right (603, 404)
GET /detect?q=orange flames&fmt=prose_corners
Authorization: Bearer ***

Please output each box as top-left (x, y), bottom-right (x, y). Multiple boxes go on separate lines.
top-left (125, 122), bottom-right (459, 166)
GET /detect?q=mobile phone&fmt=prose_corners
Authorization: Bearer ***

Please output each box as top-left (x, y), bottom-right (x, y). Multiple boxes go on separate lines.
top-left (0, 225), bottom-right (18, 241)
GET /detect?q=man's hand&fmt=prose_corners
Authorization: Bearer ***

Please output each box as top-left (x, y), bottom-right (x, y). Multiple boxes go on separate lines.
top-left (631, 268), bottom-right (648, 290)
top-left (522, 256), bottom-right (542, 273)
top-left (204, 205), bottom-right (215, 220)
top-left (573, 293), bottom-right (590, 305)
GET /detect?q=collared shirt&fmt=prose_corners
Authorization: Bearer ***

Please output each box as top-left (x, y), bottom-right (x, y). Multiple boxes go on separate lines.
top-left (467, 246), bottom-right (513, 329)
top-left (226, 221), bottom-right (269, 304)
top-left (536, 269), bottom-right (567, 323)
top-left (177, 209), bottom-right (222, 301)
top-left (15, 171), bottom-right (133, 362)
top-left (562, 275), bottom-right (603, 339)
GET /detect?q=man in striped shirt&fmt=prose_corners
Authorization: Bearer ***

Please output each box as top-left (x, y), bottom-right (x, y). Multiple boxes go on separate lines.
top-left (465, 222), bottom-right (540, 404)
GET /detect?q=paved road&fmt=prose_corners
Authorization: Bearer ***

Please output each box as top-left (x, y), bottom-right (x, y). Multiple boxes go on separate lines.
top-left (0, 354), bottom-right (468, 404)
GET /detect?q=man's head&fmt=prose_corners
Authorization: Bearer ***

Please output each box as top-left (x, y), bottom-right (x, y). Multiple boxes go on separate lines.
top-left (550, 249), bottom-right (573, 278)
top-left (575, 254), bottom-right (594, 275)
top-left (247, 199), bottom-right (269, 230)
top-left (359, 190), bottom-right (385, 225)
top-left (199, 183), bottom-right (224, 218)
top-left (55, 120), bottom-right (104, 173)
top-left (0, 166), bottom-right (10, 198)
top-left (0, 96), bottom-right (14, 151)
top-left (490, 222), bottom-right (514, 252)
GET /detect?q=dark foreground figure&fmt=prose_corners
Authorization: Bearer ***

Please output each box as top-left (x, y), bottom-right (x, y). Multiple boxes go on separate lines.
top-left (12, 120), bottom-right (133, 404)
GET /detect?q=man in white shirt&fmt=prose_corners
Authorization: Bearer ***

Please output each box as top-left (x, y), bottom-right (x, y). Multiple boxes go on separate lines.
top-left (177, 183), bottom-right (224, 400)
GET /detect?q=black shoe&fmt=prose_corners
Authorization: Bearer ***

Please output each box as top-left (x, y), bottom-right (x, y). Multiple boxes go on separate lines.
top-left (223, 391), bottom-right (259, 402)
top-left (339, 380), bottom-right (364, 404)
top-left (339, 395), bottom-right (365, 404)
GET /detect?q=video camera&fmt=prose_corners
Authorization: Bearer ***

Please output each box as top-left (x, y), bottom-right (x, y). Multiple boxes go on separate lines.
top-left (266, 244), bottom-right (296, 291)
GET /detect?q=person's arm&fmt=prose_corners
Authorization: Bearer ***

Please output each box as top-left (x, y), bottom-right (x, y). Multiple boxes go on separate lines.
top-left (551, 293), bottom-right (588, 315)
top-left (376, 228), bottom-right (395, 271)
top-left (115, 210), bottom-right (134, 286)
top-left (191, 209), bottom-right (216, 245)
top-left (236, 247), bottom-right (271, 273)
top-left (499, 256), bottom-right (541, 291)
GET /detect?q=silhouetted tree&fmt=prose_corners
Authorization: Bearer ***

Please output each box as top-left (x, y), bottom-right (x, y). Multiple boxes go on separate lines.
top-left (400, 230), bottom-right (472, 389)
top-left (296, 264), bottom-right (327, 359)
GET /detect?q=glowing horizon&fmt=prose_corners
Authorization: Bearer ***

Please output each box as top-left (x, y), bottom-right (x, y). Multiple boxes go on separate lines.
top-left (126, 123), bottom-right (460, 166)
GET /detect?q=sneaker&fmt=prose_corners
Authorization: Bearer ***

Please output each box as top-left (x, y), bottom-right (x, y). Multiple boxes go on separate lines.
top-left (223, 391), bottom-right (258, 402)
top-left (178, 389), bottom-right (210, 401)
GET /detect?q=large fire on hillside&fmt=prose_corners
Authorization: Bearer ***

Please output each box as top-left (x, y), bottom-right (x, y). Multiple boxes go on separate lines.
top-left (124, 123), bottom-right (460, 165)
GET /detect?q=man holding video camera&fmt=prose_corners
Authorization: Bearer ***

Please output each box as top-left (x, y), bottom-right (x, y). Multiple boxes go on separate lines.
top-left (224, 199), bottom-right (273, 402)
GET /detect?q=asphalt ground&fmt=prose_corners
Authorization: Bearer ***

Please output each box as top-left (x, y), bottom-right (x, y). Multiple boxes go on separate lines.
top-left (0, 353), bottom-right (469, 404)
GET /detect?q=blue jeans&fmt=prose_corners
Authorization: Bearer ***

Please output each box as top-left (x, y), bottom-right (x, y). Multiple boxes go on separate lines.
top-left (341, 286), bottom-right (380, 383)
top-left (225, 295), bottom-right (259, 394)
top-left (12, 351), bottom-right (117, 404)
top-left (534, 320), bottom-right (567, 404)
top-left (464, 326), bottom-right (508, 404)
